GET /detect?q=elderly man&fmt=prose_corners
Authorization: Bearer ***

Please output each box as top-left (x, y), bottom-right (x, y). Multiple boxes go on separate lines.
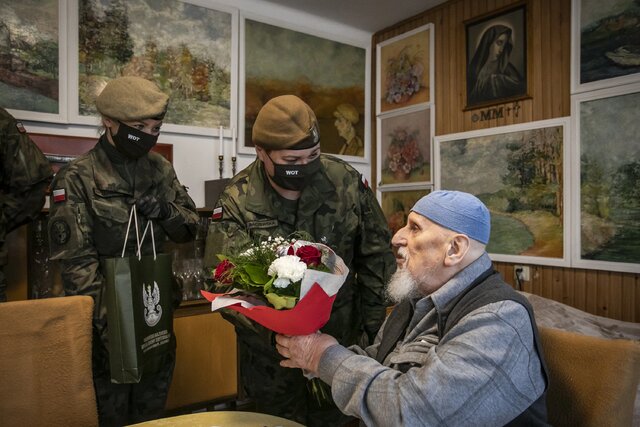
top-left (276, 190), bottom-right (549, 426)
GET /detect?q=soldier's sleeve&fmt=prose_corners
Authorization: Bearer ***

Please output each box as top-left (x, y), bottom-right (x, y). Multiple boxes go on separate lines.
top-left (48, 168), bottom-right (103, 306)
top-left (157, 166), bottom-right (199, 243)
top-left (0, 113), bottom-right (53, 232)
top-left (354, 176), bottom-right (397, 342)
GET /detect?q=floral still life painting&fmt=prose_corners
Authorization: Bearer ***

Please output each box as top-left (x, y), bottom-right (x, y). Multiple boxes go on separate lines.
top-left (378, 25), bottom-right (431, 113)
top-left (380, 108), bottom-right (431, 185)
top-left (202, 235), bottom-right (349, 336)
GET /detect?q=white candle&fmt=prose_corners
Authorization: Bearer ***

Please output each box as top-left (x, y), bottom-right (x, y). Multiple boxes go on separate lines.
top-left (231, 127), bottom-right (237, 157)
top-left (219, 126), bottom-right (224, 155)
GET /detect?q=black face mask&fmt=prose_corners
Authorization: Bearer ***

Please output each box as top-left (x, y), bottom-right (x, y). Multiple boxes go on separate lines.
top-left (111, 121), bottom-right (158, 159)
top-left (268, 154), bottom-right (321, 191)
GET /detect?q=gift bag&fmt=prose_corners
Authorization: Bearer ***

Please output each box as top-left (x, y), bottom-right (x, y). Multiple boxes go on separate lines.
top-left (102, 206), bottom-right (174, 384)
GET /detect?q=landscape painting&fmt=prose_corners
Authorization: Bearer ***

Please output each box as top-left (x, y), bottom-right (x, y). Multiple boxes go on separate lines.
top-left (576, 0), bottom-right (640, 91)
top-left (78, 0), bottom-right (233, 129)
top-left (575, 86), bottom-right (640, 272)
top-left (379, 106), bottom-right (431, 186)
top-left (380, 188), bottom-right (430, 235)
top-left (0, 0), bottom-right (61, 116)
top-left (436, 118), bottom-right (569, 265)
top-left (242, 18), bottom-right (367, 158)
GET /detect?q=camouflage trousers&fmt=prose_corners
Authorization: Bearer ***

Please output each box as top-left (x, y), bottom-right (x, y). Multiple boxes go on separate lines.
top-left (238, 332), bottom-right (354, 427)
top-left (92, 329), bottom-right (176, 427)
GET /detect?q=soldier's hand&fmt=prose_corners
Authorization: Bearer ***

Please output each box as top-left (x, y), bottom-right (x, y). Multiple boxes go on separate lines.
top-left (136, 195), bottom-right (171, 219)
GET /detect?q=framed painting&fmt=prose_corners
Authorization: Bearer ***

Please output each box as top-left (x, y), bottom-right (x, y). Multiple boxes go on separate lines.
top-left (376, 23), bottom-right (433, 115)
top-left (240, 15), bottom-right (369, 162)
top-left (379, 187), bottom-right (431, 236)
top-left (69, 0), bottom-right (237, 136)
top-left (571, 83), bottom-right (640, 273)
top-left (465, 2), bottom-right (530, 110)
top-left (377, 105), bottom-right (433, 187)
top-left (571, 0), bottom-right (640, 94)
top-left (434, 117), bottom-right (570, 266)
top-left (1, 0), bottom-right (68, 123)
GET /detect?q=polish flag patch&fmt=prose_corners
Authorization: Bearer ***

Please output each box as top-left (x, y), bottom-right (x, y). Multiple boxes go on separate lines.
top-left (211, 207), bottom-right (223, 220)
top-left (53, 188), bottom-right (66, 203)
top-left (360, 175), bottom-right (369, 189)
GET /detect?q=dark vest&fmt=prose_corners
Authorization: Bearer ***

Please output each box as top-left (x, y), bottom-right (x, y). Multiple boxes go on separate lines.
top-left (377, 269), bottom-right (550, 427)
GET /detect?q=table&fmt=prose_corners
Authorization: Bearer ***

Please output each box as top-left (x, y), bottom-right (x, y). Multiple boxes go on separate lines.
top-left (128, 411), bottom-right (305, 427)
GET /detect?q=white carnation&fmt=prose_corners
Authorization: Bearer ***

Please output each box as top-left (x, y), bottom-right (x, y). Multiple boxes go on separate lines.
top-left (268, 255), bottom-right (307, 282)
top-left (273, 278), bottom-right (291, 288)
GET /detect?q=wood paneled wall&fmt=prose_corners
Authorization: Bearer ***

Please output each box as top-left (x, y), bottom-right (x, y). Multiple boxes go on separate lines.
top-left (372, 0), bottom-right (639, 323)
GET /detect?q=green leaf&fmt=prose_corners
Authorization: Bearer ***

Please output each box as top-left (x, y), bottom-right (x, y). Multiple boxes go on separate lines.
top-left (265, 293), bottom-right (297, 310)
top-left (244, 263), bottom-right (271, 284)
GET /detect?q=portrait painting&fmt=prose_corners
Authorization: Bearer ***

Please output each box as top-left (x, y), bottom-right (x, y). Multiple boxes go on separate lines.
top-left (380, 188), bottom-right (431, 236)
top-left (76, 0), bottom-right (234, 132)
top-left (378, 106), bottom-right (432, 186)
top-left (435, 118), bottom-right (570, 266)
top-left (572, 84), bottom-right (640, 273)
top-left (573, 0), bottom-right (640, 93)
top-left (377, 24), bottom-right (433, 114)
top-left (0, 0), bottom-right (66, 122)
top-left (465, 2), bottom-right (528, 109)
top-left (242, 17), bottom-right (367, 160)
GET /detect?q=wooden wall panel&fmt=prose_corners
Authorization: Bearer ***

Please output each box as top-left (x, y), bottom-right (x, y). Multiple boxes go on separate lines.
top-left (372, 0), bottom-right (639, 323)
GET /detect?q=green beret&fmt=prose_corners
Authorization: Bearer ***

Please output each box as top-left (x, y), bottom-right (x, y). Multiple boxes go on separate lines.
top-left (96, 76), bottom-right (169, 122)
top-left (252, 95), bottom-right (320, 150)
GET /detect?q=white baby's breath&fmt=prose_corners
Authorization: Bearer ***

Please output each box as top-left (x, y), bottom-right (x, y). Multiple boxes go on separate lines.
top-left (268, 255), bottom-right (307, 283)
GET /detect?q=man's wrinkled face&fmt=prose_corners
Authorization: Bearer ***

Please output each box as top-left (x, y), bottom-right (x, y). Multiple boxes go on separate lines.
top-left (390, 212), bottom-right (451, 297)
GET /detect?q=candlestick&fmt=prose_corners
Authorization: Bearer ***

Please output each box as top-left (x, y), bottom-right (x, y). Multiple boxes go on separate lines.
top-left (218, 155), bottom-right (224, 179)
top-left (218, 126), bottom-right (224, 156)
top-left (231, 126), bottom-right (237, 175)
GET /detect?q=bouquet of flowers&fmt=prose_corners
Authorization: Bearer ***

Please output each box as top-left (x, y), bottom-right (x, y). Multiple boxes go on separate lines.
top-left (384, 126), bottom-right (424, 180)
top-left (201, 235), bottom-right (349, 336)
top-left (385, 45), bottom-right (424, 104)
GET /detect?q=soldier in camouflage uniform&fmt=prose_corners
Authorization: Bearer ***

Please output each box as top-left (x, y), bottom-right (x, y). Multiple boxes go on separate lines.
top-left (204, 95), bottom-right (396, 426)
top-left (48, 77), bottom-right (199, 426)
top-left (0, 107), bottom-right (53, 302)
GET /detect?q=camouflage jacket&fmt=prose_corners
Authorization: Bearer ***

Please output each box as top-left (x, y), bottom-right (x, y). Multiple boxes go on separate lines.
top-left (48, 136), bottom-right (198, 338)
top-left (204, 155), bottom-right (396, 346)
top-left (0, 108), bottom-right (53, 265)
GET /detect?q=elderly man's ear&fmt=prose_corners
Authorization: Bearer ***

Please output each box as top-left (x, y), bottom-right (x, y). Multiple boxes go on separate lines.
top-left (444, 234), bottom-right (471, 266)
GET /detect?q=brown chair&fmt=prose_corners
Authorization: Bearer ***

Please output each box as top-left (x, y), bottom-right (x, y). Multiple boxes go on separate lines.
top-left (0, 296), bottom-right (97, 427)
top-left (538, 326), bottom-right (640, 427)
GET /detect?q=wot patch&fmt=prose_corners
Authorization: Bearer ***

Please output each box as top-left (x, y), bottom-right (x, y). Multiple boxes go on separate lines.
top-left (50, 219), bottom-right (71, 245)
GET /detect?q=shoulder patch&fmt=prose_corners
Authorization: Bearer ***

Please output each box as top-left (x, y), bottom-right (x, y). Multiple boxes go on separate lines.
top-left (15, 121), bottom-right (26, 133)
top-left (50, 219), bottom-right (71, 245)
top-left (53, 188), bottom-right (66, 203)
top-left (211, 206), bottom-right (223, 220)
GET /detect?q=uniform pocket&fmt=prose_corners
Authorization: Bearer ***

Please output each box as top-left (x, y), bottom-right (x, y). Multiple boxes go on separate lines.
top-left (92, 198), bottom-right (130, 225)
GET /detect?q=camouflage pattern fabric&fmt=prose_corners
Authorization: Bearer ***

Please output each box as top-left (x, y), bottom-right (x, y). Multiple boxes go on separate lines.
top-left (0, 108), bottom-right (53, 301)
top-left (204, 155), bottom-right (396, 425)
top-left (48, 135), bottom-right (198, 424)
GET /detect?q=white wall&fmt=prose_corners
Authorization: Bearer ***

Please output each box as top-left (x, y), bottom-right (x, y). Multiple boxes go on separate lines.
top-left (22, 0), bottom-right (372, 208)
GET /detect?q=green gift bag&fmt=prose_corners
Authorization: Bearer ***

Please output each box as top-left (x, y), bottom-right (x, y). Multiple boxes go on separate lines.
top-left (102, 206), bottom-right (174, 384)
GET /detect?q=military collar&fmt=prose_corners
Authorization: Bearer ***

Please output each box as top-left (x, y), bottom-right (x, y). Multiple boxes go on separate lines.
top-left (92, 138), bottom-right (154, 197)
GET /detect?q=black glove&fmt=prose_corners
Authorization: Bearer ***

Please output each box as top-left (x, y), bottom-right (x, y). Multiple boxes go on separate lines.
top-left (136, 195), bottom-right (171, 219)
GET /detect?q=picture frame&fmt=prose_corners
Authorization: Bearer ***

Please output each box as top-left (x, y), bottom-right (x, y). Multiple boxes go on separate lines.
top-left (376, 104), bottom-right (433, 187)
top-left (68, 0), bottom-right (238, 137)
top-left (434, 117), bottom-right (571, 266)
top-left (571, 0), bottom-right (640, 94)
top-left (379, 186), bottom-right (432, 236)
top-left (239, 14), bottom-right (370, 163)
top-left (465, 1), bottom-right (530, 110)
top-left (376, 23), bottom-right (434, 115)
top-left (571, 83), bottom-right (640, 273)
top-left (1, 0), bottom-right (68, 123)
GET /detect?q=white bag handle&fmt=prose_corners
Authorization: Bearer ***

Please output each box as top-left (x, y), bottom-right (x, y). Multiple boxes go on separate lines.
top-left (121, 205), bottom-right (157, 260)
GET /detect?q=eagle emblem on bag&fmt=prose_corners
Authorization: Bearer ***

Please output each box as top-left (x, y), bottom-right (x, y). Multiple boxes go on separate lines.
top-left (143, 282), bottom-right (162, 327)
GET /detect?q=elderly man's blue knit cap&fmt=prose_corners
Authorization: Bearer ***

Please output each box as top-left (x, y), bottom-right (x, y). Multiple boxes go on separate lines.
top-left (411, 190), bottom-right (491, 244)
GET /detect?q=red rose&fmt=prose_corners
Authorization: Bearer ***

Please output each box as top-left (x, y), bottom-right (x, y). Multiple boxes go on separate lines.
top-left (287, 245), bottom-right (295, 255)
top-left (213, 259), bottom-right (235, 284)
top-left (296, 245), bottom-right (322, 267)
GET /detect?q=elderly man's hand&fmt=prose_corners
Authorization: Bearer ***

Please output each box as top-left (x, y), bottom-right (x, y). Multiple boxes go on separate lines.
top-left (275, 333), bottom-right (338, 375)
